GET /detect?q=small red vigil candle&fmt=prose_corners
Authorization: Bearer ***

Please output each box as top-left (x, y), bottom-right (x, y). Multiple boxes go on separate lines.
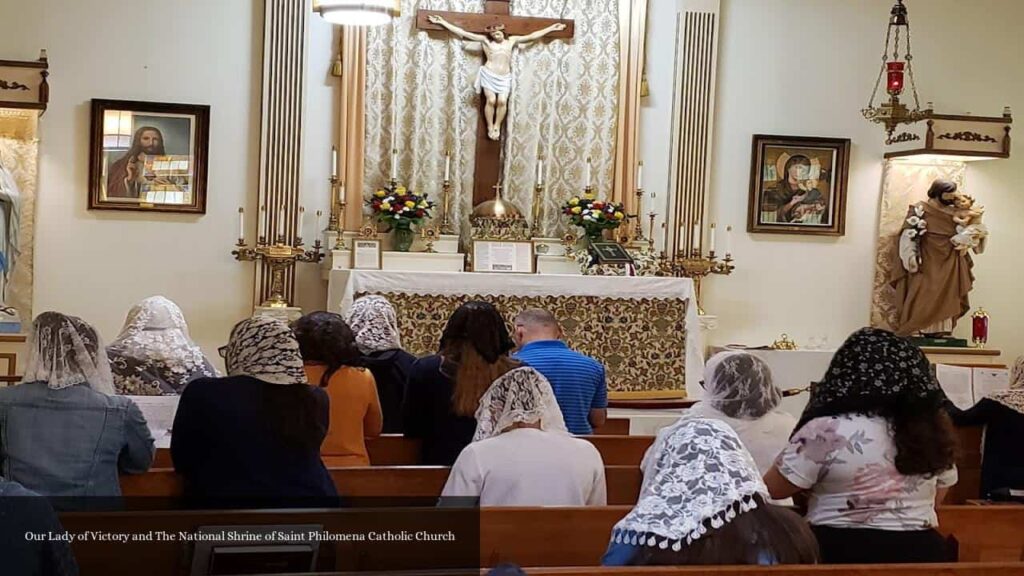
top-left (886, 61), bottom-right (906, 96)
top-left (972, 308), bottom-right (990, 348)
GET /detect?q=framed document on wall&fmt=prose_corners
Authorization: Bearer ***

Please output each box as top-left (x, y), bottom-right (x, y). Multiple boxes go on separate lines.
top-left (352, 239), bottom-right (382, 270)
top-left (471, 240), bottom-right (535, 273)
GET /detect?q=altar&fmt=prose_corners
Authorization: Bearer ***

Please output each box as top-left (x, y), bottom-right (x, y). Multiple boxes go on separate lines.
top-left (328, 270), bottom-right (704, 399)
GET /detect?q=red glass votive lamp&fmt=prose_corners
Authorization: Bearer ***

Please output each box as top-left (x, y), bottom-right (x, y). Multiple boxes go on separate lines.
top-left (886, 61), bottom-right (906, 96)
top-left (972, 308), bottom-right (990, 348)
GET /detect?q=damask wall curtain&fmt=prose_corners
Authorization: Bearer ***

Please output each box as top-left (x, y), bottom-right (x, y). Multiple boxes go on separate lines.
top-left (0, 110), bottom-right (39, 325)
top-left (364, 0), bottom-right (622, 238)
top-left (336, 26), bottom-right (368, 230)
top-left (613, 0), bottom-right (647, 215)
top-left (871, 160), bottom-right (966, 331)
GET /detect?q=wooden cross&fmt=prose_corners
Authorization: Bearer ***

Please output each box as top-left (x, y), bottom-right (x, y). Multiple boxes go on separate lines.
top-left (417, 1), bottom-right (574, 206)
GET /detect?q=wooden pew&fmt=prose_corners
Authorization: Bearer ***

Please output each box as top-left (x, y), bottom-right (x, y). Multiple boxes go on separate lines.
top-left (56, 506), bottom-right (1024, 575)
top-left (266, 565), bottom-right (1024, 576)
top-left (152, 432), bottom-right (651, 469)
top-left (120, 465), bottom-right (644, 505)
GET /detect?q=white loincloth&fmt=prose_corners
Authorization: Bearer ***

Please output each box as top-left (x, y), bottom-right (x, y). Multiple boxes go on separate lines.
top-left (475, 66), bottom-right (511, 96)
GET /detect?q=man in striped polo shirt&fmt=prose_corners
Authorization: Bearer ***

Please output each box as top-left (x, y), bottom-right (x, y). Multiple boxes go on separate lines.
top-left (512, 309), bottom-right (608, 435)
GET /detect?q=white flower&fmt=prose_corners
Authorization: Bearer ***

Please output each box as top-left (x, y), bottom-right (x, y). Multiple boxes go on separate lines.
top-left (907, 216), bottom-right (921, 227)
top-left (907, 229), bottom-right (918, 238)
top-left (914, 205), bottom-right (925, 217)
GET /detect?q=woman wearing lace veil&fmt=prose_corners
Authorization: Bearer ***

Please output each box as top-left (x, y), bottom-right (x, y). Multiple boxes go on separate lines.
top-left (657, 351), bottom-right (796, 474)
top-left (602, 418), bottom-right (818, 566)
top-left (440, 366), bottom-right (606, 506)
top-left (0, 312), bottom-right (155, 497)
top-left (345, 295), bottom-right (415, 433)
top-left (945, 356), bottom-right (1024, 499)
top-left (108, 296), bottom-right (218, 395)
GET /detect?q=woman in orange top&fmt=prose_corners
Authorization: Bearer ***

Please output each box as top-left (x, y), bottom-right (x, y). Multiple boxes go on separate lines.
top-left (293, 311), bottom-right (383, 466)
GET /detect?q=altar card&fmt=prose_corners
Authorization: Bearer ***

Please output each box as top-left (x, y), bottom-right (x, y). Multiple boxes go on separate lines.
top-left (352, 239), bottom-right (382, 270)
top-left (472, 240), bottom-right (535, 273)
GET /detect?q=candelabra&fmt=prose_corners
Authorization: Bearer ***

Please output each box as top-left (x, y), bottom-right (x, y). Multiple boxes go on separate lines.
top-left (439, 178), bottom-right (455, 234)
top-left (530, 182), bottom-right (545, 237)
top-left (632, 187), bottom-right (645, 241)
top-left (659, 243), bottom-right (735, 315)
top-left (647, 212), bottom-right (657, 250)
top-left (329, 176), bottom-right (349, 250)
top-left (233, 232), bottom-right (324, 308)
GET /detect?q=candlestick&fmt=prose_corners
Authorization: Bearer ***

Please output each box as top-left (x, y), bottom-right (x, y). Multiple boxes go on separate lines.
top-left (258, 205), bottom-right (266, 241)
top-left (331, 146), bottom-right (338, 179)
top-left (584, 157), bottom-right (592, 188)
top-left (390, 148), bottom-right (398, 181)
top-left (237, 207), bottom-right (245, 244)
top-left (709, 223), bottom-right (717, 255)
top-left (636, 160), bottom-right (644, 190)
top-left (444, 150), bottom-right (451, 182)
top-left (725, 225), bottom-right (733, 258)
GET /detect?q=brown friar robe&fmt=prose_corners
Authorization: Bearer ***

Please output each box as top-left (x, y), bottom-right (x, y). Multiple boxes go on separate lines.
top-left (890, 201), bottom-right (975, 336)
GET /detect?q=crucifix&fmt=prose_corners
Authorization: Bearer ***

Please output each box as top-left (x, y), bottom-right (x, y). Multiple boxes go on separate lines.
top-left (417, 1), bottom-right (574, 205)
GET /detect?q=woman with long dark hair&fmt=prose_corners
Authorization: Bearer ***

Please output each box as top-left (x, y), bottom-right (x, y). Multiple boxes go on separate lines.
top-left (345, 296), bottom-right (416, 433)
top-left (764, 327), bottom-right (958, 564)
top-left (171, 316), bottom-right (336, 504)
top-left (294, 311), bottom-right (382, 467)
top-left (403, 301), bottom-right (518, 465)
top-left (602, 418), bottom-right (819, 566)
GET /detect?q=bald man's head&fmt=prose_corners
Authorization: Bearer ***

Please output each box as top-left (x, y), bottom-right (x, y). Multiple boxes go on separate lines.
top-left (513, 308), bottom-right (562, 346)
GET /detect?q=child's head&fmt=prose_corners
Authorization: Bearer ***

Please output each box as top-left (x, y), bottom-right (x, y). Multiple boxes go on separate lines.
top-left (954, 194), bottom-right (975, 210)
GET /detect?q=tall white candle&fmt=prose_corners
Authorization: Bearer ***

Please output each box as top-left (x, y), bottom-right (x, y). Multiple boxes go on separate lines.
top-left (277, 206), bottom-right (285, 237)
top-left (444, 151), bottom-right (451, 182)
top-left (692, 222), bottom-right (701, 252)
top-left (258, 205), bottom-right (266, 239)
top-left (725, 225), bottom-right (733, 257)
top-left (709, 223), bottom-right (717, 254)
top-left (238, 207), bottom-right (245, 242)
top-left (536, 158), bottom-right (544, 186)
top-left (390, 149), bottom-right (398, 181)
top-left (585, 157), bottom-right (592, 188)
top-left (636, 161), bottom-right (644, 190)
top-left (315, 209), bottom-right (322, 234)
top-left (299, 206), bottom-right (305, 238)
top-left (339, 183), bottom-right (346, 206)
top-left (678, 225), bottom-right (686, 252)
top-left (331, 146), bottom-right (338, 179)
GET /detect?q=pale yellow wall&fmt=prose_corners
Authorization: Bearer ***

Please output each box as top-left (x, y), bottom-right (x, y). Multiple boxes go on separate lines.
top-left (0, 0), bottom-right (263, 361)
top-left (642, 0), bottom-right (1024, 366)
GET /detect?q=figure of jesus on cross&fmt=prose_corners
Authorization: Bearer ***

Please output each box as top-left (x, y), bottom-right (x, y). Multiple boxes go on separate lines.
top-left (427, 14), bottom-right (566, 141)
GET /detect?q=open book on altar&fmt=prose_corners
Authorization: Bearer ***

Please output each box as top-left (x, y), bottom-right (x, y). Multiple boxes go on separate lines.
top-left (935, 364), bottom-right (1010, 410)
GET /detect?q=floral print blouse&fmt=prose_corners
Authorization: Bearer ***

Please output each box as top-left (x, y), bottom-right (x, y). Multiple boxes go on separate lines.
top-left (776, 414), bottom-right (957, 530)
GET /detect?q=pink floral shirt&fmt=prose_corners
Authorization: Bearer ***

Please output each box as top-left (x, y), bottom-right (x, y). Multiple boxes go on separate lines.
top-left (776, 414), bottom-right (957, 530)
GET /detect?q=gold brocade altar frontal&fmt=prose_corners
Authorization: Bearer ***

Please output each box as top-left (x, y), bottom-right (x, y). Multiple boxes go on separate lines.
top-left (356, 291), bottom-right (689, 396)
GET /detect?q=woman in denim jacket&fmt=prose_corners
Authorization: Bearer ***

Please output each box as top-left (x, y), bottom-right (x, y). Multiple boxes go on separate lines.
top-left (0, 312), bottom-right (154, 497)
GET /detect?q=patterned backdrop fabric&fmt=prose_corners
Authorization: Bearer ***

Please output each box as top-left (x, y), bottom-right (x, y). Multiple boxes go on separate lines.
top-left (871, 160), bottom-right (965, 331)
top-left (356, 290), bottom-right (688, 394)
top-left (364, 0), bottom-right (621, 239)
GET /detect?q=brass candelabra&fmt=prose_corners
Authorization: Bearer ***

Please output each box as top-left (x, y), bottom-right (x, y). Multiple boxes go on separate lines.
top-left (329, 176), bottom-right (349, 250)
top-left (439, 178), bottom-right (455, 234)
top-left (659, 247), bottom-right (735, 315)
top-left (233, 233), bottom-right (324, 308)
top-left (632, 187), bottom-right (645, 242)
top-left (530, 182), bottom-right (545, 237)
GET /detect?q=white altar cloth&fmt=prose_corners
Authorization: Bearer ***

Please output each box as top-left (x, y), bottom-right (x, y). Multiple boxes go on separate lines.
top-left (329, 270), bottom-right (704, 395)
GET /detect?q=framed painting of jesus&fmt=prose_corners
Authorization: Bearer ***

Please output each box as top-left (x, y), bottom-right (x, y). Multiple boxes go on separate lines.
top-left (747, 135), bottom-right (851, 236)
top-left (88, 99), bottom-right (210, 214)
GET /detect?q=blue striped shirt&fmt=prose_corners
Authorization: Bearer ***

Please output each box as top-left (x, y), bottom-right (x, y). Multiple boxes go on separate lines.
top-left (514, 340), bottom-right (608, 435)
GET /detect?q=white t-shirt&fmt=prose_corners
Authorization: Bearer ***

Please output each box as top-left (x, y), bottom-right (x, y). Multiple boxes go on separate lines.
top-left (441, 428), bottom-right (607, 506)
top-left (776, 414), bottom-right (958, 530)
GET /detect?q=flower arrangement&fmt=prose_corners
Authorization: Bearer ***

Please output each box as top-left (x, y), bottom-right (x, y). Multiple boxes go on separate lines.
top-left (368, 185), bottom-right (435, 229)
top-left (561, 193), bottom-right (627, 240)
top-left (367, 184), bottom-right (436, 252)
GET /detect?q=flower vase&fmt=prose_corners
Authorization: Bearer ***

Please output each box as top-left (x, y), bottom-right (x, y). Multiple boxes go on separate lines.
top-left (585, 227), bottom-right (605, 244)
top-left (393, 224), bottom-right (415, 252)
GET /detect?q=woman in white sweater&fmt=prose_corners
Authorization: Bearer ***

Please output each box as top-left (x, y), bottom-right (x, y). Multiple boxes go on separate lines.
top-left (441, 366), bottom-right (606, 506)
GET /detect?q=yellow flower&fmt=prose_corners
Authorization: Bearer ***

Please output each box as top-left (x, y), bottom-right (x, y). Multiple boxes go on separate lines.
top-left (583, 192), bottom-right (595, 200)
top-left (395, 186), bottom-right (407, 194)
top-left (374, 190), bottom-right (386, 198)
top-left (404, 200), bottom-right (416, 208)
top-left (568, 197), bottom-right (580, 206)
top-left (380, 202), bottom-right (391, 210)
top-left (571, 206), bottom-right (582, 214)
top-left (614, 211), bottom-right (625, 220)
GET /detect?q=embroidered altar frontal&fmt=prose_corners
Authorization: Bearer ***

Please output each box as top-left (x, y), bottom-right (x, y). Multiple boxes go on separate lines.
top-left (334, 271), bottom-right (704, 398)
